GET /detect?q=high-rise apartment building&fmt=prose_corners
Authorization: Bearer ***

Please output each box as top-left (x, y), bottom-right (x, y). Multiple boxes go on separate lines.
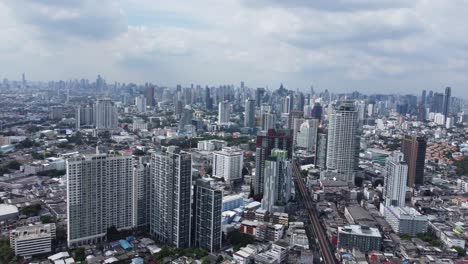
top-left (213, 147), bottom-right (243, 183)
top-left (218, 101), bottom-right (231, 124)
top-left (67, 153), bottom-right (133, 247)
top-left (193, 178), bottom-right (222, 253)
top-left (254, 129), bottom-right (292, 196)
top-left (296, 119), bottom-right (319, 153)
top-left (443, 86), bottom-right (451, 121)
top-left (244, 98), bottom-right (256, 128)
top-left (135, 94), bottom-right (147, 113)
top-left (150, 146), bottom-right (191, 248)
top-left (401, 135), bottom-right (426, 187)
top-left (262, 149), bottom-right (292, 212)
top-left (326, 101), bottom-right (359, 183)
top-left (94, 98), bottom-right (118, 130)
top-left (383, 152), bottom-right (407, 207)
top-left (132, 156), bottom-right (151, 227)
top-left (261, 112), bottom-right (275, 131)
top-left (316, 130), bottom-right (328, 169)
top-left (146, 86), bottom-right (155, 107)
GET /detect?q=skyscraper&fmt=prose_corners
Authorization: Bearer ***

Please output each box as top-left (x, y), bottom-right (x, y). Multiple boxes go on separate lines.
top-left (431, 93), bottom-right (444, 113)
top-left (244, 98), bottom-right (256, 128)
top-left (135, 94), bottom-right (147, 113)
top-left (401, 135), bottom-right (426, 187)
top-left (193, 178), bottom-right (222, 253)
top-left (255, 88), bottom-right (265, 107)
top-left (150, 146), bottom-right (191, 248)
top-left (296, 119), bottom-right (319, 153)
top-left (132, 156), bottom-right (151, 227)
top-left (383, 152), bottom-right (407, 207)
top-left (326, 101), bottom-right (359, 183)
top-left (262, 149), bottom-right (292, 212)
top-left (218, 101), bottom-right (231, 124)
top-left (94, 98), bottom-right (118, 130)
top-left (66, 153), bottom-right (133, 247)
top-left (443, 86), bottom-right (451, 121)
top-left (283, 95), bottom-right (293, 114)
top-left (145, 86), bottom-right (155, 107)
top-left (261, 112), bottom-right (275, 131)
top-left (254, 129), bottom-right (293, 196)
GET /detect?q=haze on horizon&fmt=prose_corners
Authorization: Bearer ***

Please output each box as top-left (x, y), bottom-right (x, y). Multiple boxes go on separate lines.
top-left (1, 0), bottom-right (467, 97)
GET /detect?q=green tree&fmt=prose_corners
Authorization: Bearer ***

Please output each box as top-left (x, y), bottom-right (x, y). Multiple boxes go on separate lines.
top-left (227, 229), bottom-right (254, 251)
top-left (452, 246), bottom-right (466, 257)
top-left (21, 204), bottom-right (42, 217)
top-left (0, 239), bottom-right (14, 263)
top-left (40, 215), bottom-right (56, 223)
top-left (74, 247), bottom-right (86, 262)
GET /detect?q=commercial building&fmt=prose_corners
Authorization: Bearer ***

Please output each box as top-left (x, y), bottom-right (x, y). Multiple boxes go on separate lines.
top-left (193, 178), bottom-right (222, 253)
top-left (401, 135), bottom-right (427, 187)
top-left (262, 149), bottom-right (292, 212)
top-left (10, 223), bottom-right (56, 257)
top-left (326, 101), bottom-right (359, 183)
top-left (383, 152), bottom-right (408, 207)
top-left (384, 206), bottom-right (428, 236)
top-left (213, 147), bottom-right (243, 182)
top-left (67, 153), bottom-right (134, 247)
top-left (337, 225), bottom-right (382, 253)
top-left (150, 146), bottom-right (192, 248)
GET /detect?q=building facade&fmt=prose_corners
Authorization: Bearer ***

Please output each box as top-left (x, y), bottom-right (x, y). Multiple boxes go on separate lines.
top-left (338, 225), bottom-right (381, 253)
top-left (383, 152), bottom-right (408, 207)
top-left (401, 135), bottom-right (427, 187)
top-left (10, 223), bottom-right (56, 257)
top-left (213, 147), bottom-right (243, 182)
top-left (262, 149), bottom-right (292, 212)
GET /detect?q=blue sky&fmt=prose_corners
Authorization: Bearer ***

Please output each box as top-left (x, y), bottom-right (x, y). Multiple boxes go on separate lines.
top-left (1, 0), bottom-right (468, 97)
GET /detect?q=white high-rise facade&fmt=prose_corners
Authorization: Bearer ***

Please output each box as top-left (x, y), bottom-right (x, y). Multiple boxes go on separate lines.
top-left (150, 146), bottom-right (192, 248)
top-left (132, 156), bottom-right (151, 227)
top-left (66, 153), bottom-right (133, 247)
top-left (326, 101), bottom-right (359, 183)
top-left (296, 119), bottom-right (319, 153)
top-left (94, 98), bottom-right (118, 130)
top-left (244, 98), bottom-right (256, 128)
top-left (218, 101), bottom-right (231, 124)
top-left (261, 112), bottom-right (275, 131)
top-left (262, 149), bottom-right (291, 212)
top-left (383, 152), bottom-right (407, 207)
top-left (213, 147), bottom-right (243, 182)
top-left (135, 94), bottom-right (147, 113)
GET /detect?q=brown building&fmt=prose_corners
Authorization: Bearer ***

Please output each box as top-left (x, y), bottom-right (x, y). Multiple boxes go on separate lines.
top-left (401, 135), bottom-right (427, 187)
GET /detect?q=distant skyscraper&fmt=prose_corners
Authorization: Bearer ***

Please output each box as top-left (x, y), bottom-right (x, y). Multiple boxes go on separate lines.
top-left (383, 152), bottom-right (407, 207)
top-left (132, 156), bottom-right (151, 227)
top-left (431, 93), bottom-right (444, 113)
top-left (135, 94), bottom-right (147, 113)
top-left (311, 103), bottom-right (323, 120)
top-left (255, 88), bottom-right (265, 107)
top-left (296, 119), bottom-right (319, 153)
top-left (262, 149), bottom-right (292, 212)
top-left (94, 98), bottom-right (118, 130)
top-left (254, 129), bottom-right (293, 196)
top-left (150, 146), bottom-right (191, 248)
top-left (145, 86), bottom-right (155, 107)
top-left (326, 101), bottom-right (359, 183)
top-left (193, 178), bottom-right (222, 253)
top-left (283, 95), bottom-right (293, 114)
top-left (21, 72), bottom-right (26, 87)
top-left (316, 130), bottom-right (328, 169)
top-left (420, 90), bottom-right (427, 106)
top-left (261, 112), bottom-right (275, 131)
top-left (401, 135), bottom-right (426, 187)
top-left (443, 87), bottom-right (451, 121)
top-left (218, 101), bottom-right (231, 124)
top-left (67, 153), bottom-right (133, 247)
top-left (244, 98), bottom-right (256, 128)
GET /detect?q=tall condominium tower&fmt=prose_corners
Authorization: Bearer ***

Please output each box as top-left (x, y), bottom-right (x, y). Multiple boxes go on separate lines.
top-left (145, 86), bottom-right (155, 106)
top-left (383, 152), bottom-right (408, 207)
top-left (193, 178), bottom-right (222, 253)
top-left (261, 112), bottom-right (275, 131)
top-left (244, 98), bottom-right (256, 128)
top-left (326, 101), bottom-right (359, 183)
top-left (401, 135), bottom-right (427, 187)
top-left (262, 149), bottom-right (292, 212)
top-left (443, 86), bottom-right (451, 121)
top-left (254, 129), bottom-right (292, 196)
top-left (213, 147), bottom-right (244, 183)
top-left (150, 146), bottom-right (192, 248)
top-left (218, 101), bottom-right (231, 124)
top-left (94, 98), bottom-right (118, 130)
top-left (66, 153), bottom-right (133, 247)
top-left (132, 156), bottom-right (151, 227)
top-left (135, 94), bottom-right (147, 113)
top-left (296, 119), bottom-right (319, 153)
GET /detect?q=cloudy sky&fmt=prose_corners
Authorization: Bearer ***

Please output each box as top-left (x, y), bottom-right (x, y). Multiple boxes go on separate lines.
top-left (1, 0), bottom-right (468, 96)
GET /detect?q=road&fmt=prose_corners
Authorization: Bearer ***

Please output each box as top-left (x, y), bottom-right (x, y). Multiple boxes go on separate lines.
top-left (292, 162), bottom-right (337, 264)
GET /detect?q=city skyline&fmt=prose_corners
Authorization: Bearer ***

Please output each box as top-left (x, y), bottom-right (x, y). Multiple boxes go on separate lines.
top-left (1, 1), bottom-right (468, 96)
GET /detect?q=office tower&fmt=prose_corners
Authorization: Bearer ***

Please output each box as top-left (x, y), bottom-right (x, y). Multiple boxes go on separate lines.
top-left (417, 104), bottom-right (426, 121)
top-left (262, 149), bottom-right (292, 212)
top-left (94, 98), bottom-right (118, 130)
top-left (297, 92), bottom-right (305, 113)
top-left (145, 86), bottom-right (155, 106)
top-left (383, 152), bottom-right (407, 207)
top-left (261, 112), bottom-right (275, 131)
top-left (244, 98), bottom-right (256, 128)
top-left (311, 103), bottom-right (323, 120)
top-left (218, 101), bottom-right (231, 124)
top-left (356, 101), bottom-right (366, 122)
top-left (183, 87), bottom-right (192, 105)
top-left (326, 101), bottom-right (359, 183)
top-left (22, 72), bottom-right (26, 87)
top-left (150, 146), bottom-right (191, 248)
top-left (283, 95), bottom-right (293, 114)
top-left (420, 90), bottom-right (427, 106)
top-left (443, 86), bottom-right (451, 121)
top-left (10, 223), bottom-right (56, 257)
top-left (135, 94), bottom-right (147, 113)
top-left (254, 129), bottom-right (293, 196)
top-left (431, 93), bottom-right (444, 113)
top-left (296, 119), bottom-right (319, 153)
top-left (213, 147), bottom-right (243, 183)
top-left (286, 111), bottom-right (303, 130)
top-left (401, 135), bottom-right (426, 187)
top-left (256, 88), bottom-right (265, 107)
top-left (67, 153), bottom-right (133, 247)
top-left (292, 117), bottom-right (305, 147)
top-left (132, 157), bottom-right (151, 227)
top-left (178, 105), bottom-right (194, 131)
top-left (316, 130), bottom-right (328, 169)
top-left (193, 178), bottom-right (222, 253)
top-left (205, 86), bottom-right (213, 110)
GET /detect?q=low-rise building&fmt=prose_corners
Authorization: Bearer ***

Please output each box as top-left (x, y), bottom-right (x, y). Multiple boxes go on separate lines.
top-left (337, 225), bottom-right (382, 253)
top-left (384, 206), bottom-right (428, 236)
top-left (10, 223), bottom-right (56, 257)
